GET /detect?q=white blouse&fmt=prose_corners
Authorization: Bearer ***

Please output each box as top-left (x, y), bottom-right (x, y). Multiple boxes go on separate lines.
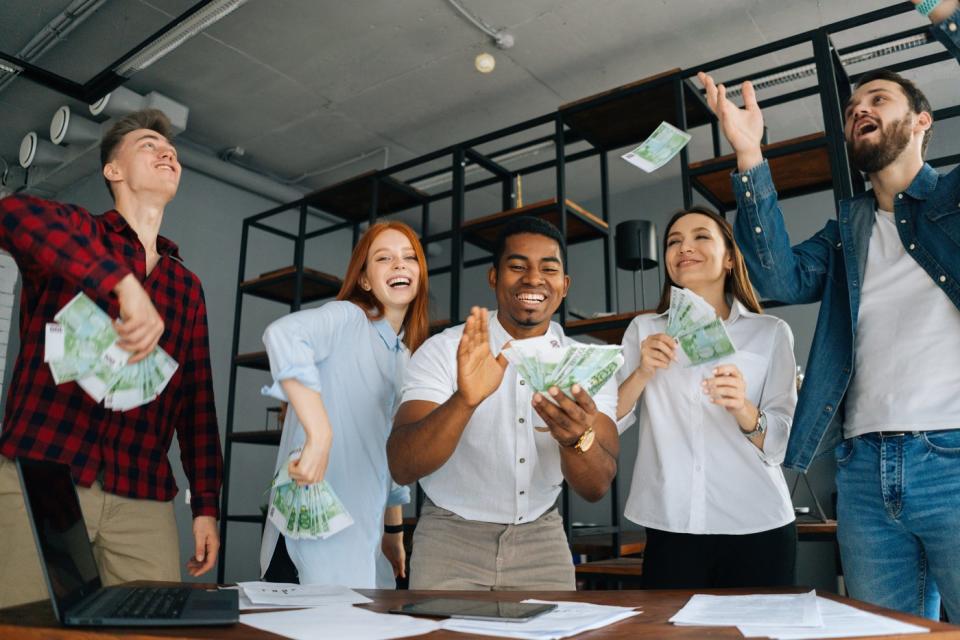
top-left (618, 300), bottom-right (798, 535)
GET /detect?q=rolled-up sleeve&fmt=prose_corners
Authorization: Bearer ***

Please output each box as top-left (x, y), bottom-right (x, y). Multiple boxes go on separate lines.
top-left (261, 302), bottom-right (353, 401)
top-left (755, 319), bottom-right (798, 466)
top-left (386, 481), bottom-right (411, 507)
top-left (400, 332), bottom-right (456, 405)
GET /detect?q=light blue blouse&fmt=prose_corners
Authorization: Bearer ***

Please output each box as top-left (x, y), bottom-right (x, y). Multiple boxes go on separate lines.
top-left (258, 300), bottom-right (410, 588)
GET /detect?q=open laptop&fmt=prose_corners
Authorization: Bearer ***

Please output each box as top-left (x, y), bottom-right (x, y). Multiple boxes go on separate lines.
top-left (16, 457), bottom-right (238, 626)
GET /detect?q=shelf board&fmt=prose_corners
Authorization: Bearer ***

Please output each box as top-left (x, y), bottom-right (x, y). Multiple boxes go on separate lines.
top-left (227, 430), bottom-right (281, 445)
top-left (565, 310), bottom-right (652, 345)
top-left (226, 514), bottom-right (265, 524)
top-left (240, 266), bottom-right (342, 304)
top-left (235, 351), bottom-right (270, 371)
top-left (690, 132), bottom-right (832, 208)
top-left (304, 170), bottom-right (426, 222)
top-left (560, 69), bottom-right (713, 151)
top-left (462, 198), bottom-right (608, 252)
top-left (571, 530), bottom-right (646, 559)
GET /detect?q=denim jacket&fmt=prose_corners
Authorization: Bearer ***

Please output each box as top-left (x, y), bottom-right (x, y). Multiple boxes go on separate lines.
top-left (729, 10), bottom-right (960, 471)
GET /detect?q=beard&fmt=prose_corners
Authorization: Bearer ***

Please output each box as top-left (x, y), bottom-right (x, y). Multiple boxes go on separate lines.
top-left (848, 117), bottom-right (911, 173)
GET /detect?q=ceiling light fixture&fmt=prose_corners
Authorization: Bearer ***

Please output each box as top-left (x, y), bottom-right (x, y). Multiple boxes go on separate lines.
top-left (50, 106), bottom-right (102, 145)
top-left (0, 60), bottom-right (23, 75)
top-left (475, 53), bottom-right (496, 74)
top-left (19, 132), bottom-right (67, 168)
top-left (113, 0), bottom-right (250, 77)
top-left (446, 0), bottom-right (515, 49)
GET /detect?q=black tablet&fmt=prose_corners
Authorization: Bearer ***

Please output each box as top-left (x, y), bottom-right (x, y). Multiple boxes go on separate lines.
top-left (390, 598), bottom-right (557, 622)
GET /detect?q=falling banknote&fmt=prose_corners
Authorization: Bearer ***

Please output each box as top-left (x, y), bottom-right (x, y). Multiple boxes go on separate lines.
top-left (267, 451), bottom-right (353, 541)
top-left (501, 335), bottom-right (624, 400)
top-left (665, 287), bottom-right (737, 366)
top-left (621, 121), bottom-right (692, 173)
top-left (44, 292), bottom-right (178, 409)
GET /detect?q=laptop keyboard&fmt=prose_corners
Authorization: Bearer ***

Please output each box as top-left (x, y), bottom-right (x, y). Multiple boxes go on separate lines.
top-left (91, 587), bottom-right (192, 619)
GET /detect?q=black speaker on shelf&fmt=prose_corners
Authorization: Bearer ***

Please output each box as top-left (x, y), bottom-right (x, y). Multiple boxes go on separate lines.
top-left (615, 220), bottom-right (659, 310)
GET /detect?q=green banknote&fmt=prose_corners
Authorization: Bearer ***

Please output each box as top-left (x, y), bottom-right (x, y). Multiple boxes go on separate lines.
top-left (267, 451), bottom-right (354, 540)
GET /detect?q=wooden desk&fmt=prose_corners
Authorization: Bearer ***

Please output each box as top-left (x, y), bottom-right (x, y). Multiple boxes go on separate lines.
top-left (2, 587), bottom-right (958, 639)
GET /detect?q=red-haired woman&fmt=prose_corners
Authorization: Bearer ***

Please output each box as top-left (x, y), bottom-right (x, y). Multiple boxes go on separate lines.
top-left (258, 222), bottom-right (429, 588)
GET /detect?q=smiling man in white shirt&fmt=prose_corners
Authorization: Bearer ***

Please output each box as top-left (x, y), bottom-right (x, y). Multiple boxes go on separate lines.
top-left (387, 216), bottom-right (620, 590)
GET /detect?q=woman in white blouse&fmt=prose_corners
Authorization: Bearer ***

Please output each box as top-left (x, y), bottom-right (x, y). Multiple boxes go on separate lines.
top-left (617, 205), bottom-right (798, 589)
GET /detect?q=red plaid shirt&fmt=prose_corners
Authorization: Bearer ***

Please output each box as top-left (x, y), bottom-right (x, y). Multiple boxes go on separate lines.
top-left (0, 194), bottom-right (222, 518)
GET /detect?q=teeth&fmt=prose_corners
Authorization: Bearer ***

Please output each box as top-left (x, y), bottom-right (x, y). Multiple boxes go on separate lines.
top-left (388, 277), bottom-right (410, 287)
top-left (517, 293), bottom-right (545, 303)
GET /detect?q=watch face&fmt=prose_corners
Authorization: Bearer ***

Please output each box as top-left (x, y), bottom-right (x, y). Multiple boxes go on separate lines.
top-left (577, 428), bottom-right (596, 453)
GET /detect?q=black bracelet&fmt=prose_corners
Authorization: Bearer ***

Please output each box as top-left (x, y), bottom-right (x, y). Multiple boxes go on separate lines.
top-left (384, 524), bottom-right (404, 534)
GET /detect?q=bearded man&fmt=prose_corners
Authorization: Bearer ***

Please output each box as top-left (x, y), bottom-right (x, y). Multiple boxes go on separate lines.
top-left (698, 0), bottom-right (960, 622)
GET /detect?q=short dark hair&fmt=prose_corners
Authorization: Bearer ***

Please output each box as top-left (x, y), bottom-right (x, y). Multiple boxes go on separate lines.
top-left (100, 108), bottom-right (173, 200)
top-left (854, 69), bottom-right (933, 156)
top-left (491, 215), bottom-right (566, 271)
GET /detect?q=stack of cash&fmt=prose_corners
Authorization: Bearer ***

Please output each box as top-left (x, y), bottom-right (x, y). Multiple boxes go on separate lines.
top-left (621, 121), bottom-right (692, 173)
top-left (268, 453), bottom-right (353, 541)
top-left (666, 287), bottom-right (737, 366)
top-left (501, 335), bottom-right (624, 399)
top-left (43, 292), bottom-right (178, 411)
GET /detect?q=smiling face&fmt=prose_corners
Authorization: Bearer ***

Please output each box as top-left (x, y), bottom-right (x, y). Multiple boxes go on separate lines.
top-left (103, 128), bottom-right (181, 202)
top-left (489, 232), bottom-right (570, 337)
top-left (664, 213), bottom-right (733, 291)
top-left (843, 80), bottom-right (923, 173)
top-left (359, 228), bottom-right (421, 314)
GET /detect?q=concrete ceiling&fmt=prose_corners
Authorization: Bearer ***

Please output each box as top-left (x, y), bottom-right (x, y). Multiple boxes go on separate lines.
top-left (1, 0), bottom-right (956, 217)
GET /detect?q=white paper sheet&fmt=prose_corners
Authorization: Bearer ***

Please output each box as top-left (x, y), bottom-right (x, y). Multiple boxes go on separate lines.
top-left (440, 599), bottom-right (640, 640)
top-left (241, 604), bottom-right (440, 640)
top-left (670, 590), bottom-right (821, 627)
top-left (738, 596), bottom-right (930, 639)
top-left (235, 581), bottom-right (372, 607)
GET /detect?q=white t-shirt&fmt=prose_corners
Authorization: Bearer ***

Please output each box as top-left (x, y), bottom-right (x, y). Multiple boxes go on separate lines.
top-left (845, 209), bottom-right (960, 438)
top-left (400, 312), bottom-right (620, 525)
top-left (618, 301), bottom-right (797, 535)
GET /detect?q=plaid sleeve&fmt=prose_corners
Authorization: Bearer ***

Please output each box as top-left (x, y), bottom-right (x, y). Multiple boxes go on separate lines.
top-left (175, 285), bottom-right (223, 519)
top-left (0, 194), bottom-right (130, 297)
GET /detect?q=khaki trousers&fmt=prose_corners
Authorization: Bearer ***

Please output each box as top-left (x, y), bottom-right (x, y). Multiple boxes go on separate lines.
top-left (410, 499), bottom-right (575, 591)
top-left (0, 456), bottom-right (181, 608)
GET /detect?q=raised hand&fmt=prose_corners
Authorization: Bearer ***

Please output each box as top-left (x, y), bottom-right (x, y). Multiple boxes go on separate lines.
top-left (456, 307), bottom-right (507, 408)
top-left (698, 71), bottom-right (765, 171)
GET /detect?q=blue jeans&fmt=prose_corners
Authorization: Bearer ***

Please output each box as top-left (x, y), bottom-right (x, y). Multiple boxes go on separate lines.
top-left (836, 431), bottom-right (960, 621)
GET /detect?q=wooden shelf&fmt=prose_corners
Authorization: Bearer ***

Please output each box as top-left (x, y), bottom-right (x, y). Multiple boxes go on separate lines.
top-left (565, 310), bottom-right (652, 345)
top-left (690, 133), bottom-right (832, 208)
top-left (462, 198), bottom-right (608, 252)
top-left (228, 430), bottom-right (281, 445)
top-left (304, 170), bottom-right (426, 221)
top-left (235, 351), bottom-right (270, 371)
top-left (571, 530), bottom-right (646, 559)
top-left (560, 69), bottom-right (713, 151)
top-left (575, 557), bottom-right (645, 577)
top-left (240, 266), bottom-right (341, 304)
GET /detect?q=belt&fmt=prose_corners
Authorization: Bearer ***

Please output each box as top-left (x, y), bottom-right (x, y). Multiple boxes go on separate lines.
top-left (873, 431), bottom-right (919, 438)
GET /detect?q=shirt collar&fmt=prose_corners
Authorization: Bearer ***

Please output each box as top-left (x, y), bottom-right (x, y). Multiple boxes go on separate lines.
top-left (101, 209), bottom-right (182, 259)
top-left (903, 163), bottom-right (939, 201)
top-left (372, 316), bottom-right (404, 352)
top-left (489, 310), bottom-right (564, 354)
top-left (647, 295), bottom-right (750, 325)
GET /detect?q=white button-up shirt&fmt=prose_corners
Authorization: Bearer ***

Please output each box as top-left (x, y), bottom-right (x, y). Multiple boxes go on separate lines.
top-left (401, 312), bottom-right (618, 525)
top-left (618, 301), bottom-right (797, 535)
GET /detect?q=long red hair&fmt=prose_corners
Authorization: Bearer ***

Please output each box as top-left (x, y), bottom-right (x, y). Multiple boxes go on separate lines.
top-left (336, 221), bottom-right (430, 353)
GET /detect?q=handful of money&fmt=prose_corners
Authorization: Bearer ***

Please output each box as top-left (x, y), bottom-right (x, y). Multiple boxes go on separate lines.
top-left (666, 287), bottom-right (736, 366)
top-left (267, 452), bottom-right (353, 541)
top-left (43, 292), bottom-right (178, 411)
top-left (500, 335), bottom-right (624, 400)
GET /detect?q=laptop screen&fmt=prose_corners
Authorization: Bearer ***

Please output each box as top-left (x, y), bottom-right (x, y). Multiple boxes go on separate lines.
top-left (17, 458), bottom-right (102, 617)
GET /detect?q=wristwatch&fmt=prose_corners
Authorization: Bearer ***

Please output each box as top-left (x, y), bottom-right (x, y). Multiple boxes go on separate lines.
top-left (739, 409), bottom-right (767, 440)
top-left (571, 427), bottom-right (595, 453)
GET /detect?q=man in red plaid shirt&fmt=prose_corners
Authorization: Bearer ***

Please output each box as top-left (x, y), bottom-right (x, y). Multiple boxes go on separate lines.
top-left (0, 109), bottom-right (223, 608)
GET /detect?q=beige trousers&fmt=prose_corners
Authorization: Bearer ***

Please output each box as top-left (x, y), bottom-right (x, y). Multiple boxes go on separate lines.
top-left (0, 456), bottom-right (181, 609)
top-left (410, 499), bottom-right (575, 591)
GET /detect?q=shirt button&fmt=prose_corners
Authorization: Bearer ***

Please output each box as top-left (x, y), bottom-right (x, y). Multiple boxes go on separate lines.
top-left (745, 191), bottom-right (752, 198)
top-left (836, 242), bottom-right (842, 248)
top-left (754, 226), bottom-right (762, 234)
top-left (519, 457), bottom-right (525, 464)
top-left (825, 405), bottom-right (833, 413)
top-left (519, 490), bottom-right (525, 495)
top-left (519, 516), bottom-right (524, 521)
top-left (909, 243), bottom-right (916, 250)
top-left (518, 418), bottom-right (525, 424)
top-left (519, 380), bottom-right (525, 385)
top-left (940, 275), bottom-right (947, 283)
top-left (899, 219), bottom-right (907, 224)
top-left (897, 193), bottom-right (903, 200)
top-left (741, 175), bottom-right (749, 183)
top-left (950, 22), bottom-right (957, 32)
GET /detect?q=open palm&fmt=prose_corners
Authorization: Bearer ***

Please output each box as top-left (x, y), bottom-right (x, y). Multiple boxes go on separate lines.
top-left (698, 72), bottom-right (765, 158)
top-left (456, 307), bottom-right (506, 407)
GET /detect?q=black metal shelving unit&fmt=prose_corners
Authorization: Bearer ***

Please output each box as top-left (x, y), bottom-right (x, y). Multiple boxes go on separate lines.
top-left (218, 2), bottom-right (960, 578)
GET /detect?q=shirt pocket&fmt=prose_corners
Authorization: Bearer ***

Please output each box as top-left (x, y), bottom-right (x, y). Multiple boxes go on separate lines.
top-left (926, 205), bottom-right (960, 247)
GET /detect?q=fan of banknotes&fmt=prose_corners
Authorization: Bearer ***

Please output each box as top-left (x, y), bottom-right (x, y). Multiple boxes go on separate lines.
top-left (43, 292), bottom-right (178, 411)
top-left (666, 287), bottom-right (737, 366)
top-left (501, 335), bottom-right (624, 399)
top-left (267, 452), bottom-right (353, 541)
